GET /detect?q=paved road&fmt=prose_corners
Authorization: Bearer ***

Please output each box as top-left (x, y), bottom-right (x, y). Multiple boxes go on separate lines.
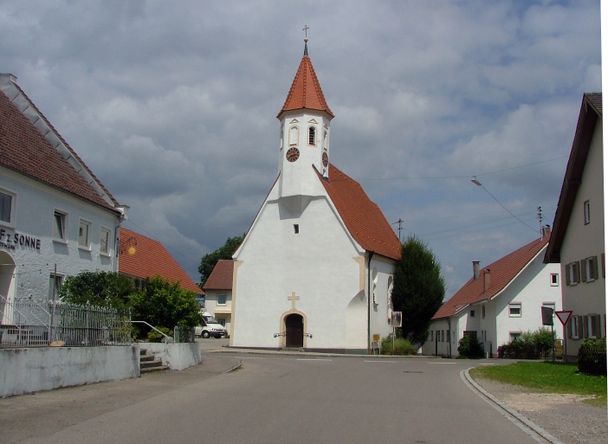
top-left (1, 354), bottom-right (541, 444)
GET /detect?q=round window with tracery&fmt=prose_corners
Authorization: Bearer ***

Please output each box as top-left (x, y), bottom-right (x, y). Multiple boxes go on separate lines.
top-left (286, 147), bottom-right (300, 162)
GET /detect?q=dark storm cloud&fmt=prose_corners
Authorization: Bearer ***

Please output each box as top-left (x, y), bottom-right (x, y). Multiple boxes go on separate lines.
top-left (0, 0), bottom-right (600, 293)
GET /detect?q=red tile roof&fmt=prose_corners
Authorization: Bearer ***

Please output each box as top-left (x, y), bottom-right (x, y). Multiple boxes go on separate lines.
top-left (119, 228), bottom-right (201, 294)
top-left (278, 52), bottom-right (334, 118)
top-left (0, 78), bottom-right (119, 212)
top-left (318, 164), bottom-right (401, 261)
top-left (202, 259), bottom-right (234, 291)
top-left (433, 234), bottom-right (550, 319)
top-left (545, 93), bottom-right (602, 263)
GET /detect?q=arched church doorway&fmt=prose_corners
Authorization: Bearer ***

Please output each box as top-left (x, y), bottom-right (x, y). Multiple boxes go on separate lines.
top-left (285, 313), bottom-right (303, 348)
top-left (0, 251), bottom-right (16, 324)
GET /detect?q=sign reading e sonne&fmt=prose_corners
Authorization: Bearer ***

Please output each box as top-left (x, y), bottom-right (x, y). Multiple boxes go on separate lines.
top-left (0, 228), bottom-right (41, 251)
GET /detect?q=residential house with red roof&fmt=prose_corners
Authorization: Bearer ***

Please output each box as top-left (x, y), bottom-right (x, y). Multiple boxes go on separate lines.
top-left (202, 259), bottom-right (234, 333)
top-left (230, 41), bottom-right (401, 352)
top-left (119, 228), bottom-right (201, 295)
top-left (545, 93), bottom-right (605, 359)
top-left (423, 232), bottom-right (561, 357)
top-left (0, 73), bottom-right (125, 324)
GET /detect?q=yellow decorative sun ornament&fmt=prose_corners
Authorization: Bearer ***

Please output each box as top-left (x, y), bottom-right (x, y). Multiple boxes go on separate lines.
top-left (128, 246), bottom-right (137, 255)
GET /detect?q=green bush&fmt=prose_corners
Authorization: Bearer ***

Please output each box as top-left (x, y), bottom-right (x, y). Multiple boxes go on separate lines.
top-left (458, 334), bottom-right (484, 358)
top-left (497, 328), bottom-right (555, 359)
top-left (578, 339), bottom-right (606, 376)
top-left (381, 336), bottom-right (417, 355)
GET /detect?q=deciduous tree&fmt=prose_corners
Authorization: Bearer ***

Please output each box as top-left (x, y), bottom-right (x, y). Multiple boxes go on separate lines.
top-left (198, 235), bottom-right (244, 285)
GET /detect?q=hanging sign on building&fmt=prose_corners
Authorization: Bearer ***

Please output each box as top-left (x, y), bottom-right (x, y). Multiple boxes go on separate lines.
top-left (0, 227), bottom-right (41, 251)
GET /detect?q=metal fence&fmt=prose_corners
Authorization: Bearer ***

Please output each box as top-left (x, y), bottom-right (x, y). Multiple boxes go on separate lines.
top-left (0, 298), bottom-right (132, 348)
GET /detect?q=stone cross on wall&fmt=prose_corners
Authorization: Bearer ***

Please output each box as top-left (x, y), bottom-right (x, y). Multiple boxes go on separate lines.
top-left (288, 291), bottom-right (300, 309)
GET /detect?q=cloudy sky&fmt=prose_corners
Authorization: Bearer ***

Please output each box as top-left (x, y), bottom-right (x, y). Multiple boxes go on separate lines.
top-left (0, 0), bottom-right (600, 296)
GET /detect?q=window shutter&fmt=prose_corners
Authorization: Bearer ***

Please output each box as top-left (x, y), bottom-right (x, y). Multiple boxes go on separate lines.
top-left (602, 254), bottom-right (605, 278)
top-left (581, 260), bottom-right (588, 282)
top-left (577, 316), bottom-right (584, 339)
top-left (582, 315), bottom-right (589, 338)
top-left (567, 317), bottom-right (573, 338)
top-left (590, 256), bottom-right (599, 280)
top-left (565, 264), bottom-right (571, 286)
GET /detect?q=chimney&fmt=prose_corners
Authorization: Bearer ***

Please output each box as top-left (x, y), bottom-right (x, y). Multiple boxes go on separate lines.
top-left (542, 224), bottom-right (551, 238)
top-left (0, 73), bottom-right (17, 84)
top-left (472, 261), bottom-right (480, 280)
top-left (483, 268), bottom-right (491, 293)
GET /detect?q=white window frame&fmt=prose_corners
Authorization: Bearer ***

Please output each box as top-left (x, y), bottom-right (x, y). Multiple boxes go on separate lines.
top-left (569, 315), bottom-right (581, 339)
top-left (509, 332), bottom-right (522, 342)
top-left (217, 294), bottom-right (227, 306)
top-left (550, 273), bottom-right (559, 287)
top-left (308, 126), bottom-right (316, 145)
top-left (565, 261), bottom-right (580, 286)
top-left (583, 200), bottom-right (590, 225)
top-left (78, 219), bottom-right (91, 250)
top-left (0, 188), bottom-right (16, 227)
top-left (588, 314), bottom-right (601, 339)
top-left (508, 302), bottom-right (522, 318)
top-left (581, 256), bottom-right (599, 283)
top-left (53, 210), bottom-right (68, 242)
top-left (99, 227), bottom-right (111, 256)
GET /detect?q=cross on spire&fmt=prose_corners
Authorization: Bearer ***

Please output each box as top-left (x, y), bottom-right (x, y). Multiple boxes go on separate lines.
top-left (303, 25), bottom-right (310, 56)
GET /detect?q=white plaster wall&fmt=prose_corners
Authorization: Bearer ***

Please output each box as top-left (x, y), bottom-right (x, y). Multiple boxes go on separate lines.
top-left (0, 345), bottom-right (139, 398)
top-left (369, 255), bottom-right (395, 341)
top-left (494, 254), bottom-right (562, 354)
top-left (279, 110), bottom-right (331, 198)
top-left (559, 119), bottom-right (605, 356)
top-left (139, 342), bottom-right (201, 371)
top-left (204, 290), bottom-right (232, 332)
top-left (0, 167), bottom-right (119, 310)
top-left (232, 188), bottom-right (366, 350)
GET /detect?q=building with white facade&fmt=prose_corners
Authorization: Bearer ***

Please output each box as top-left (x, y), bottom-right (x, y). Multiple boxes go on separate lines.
top-left (230, 42), bottom-right (401, 352)
top-left (545, 93), bottom-right (605, 360)
top-left (202, 259), bottom-right (234, 333)
top-left (423, 233), bottom-right (562, 357)
top-left (0, 73), bottom-right (125, 324)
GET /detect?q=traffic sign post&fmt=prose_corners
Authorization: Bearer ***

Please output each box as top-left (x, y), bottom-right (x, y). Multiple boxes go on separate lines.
top-left (555, 310), bottom-right (573, 361)
top-left (391, 311), bottom-right (402, 354)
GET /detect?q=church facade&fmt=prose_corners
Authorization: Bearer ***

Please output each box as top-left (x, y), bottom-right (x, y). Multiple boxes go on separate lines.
top-left (230, 43), bottom-right (401, 352)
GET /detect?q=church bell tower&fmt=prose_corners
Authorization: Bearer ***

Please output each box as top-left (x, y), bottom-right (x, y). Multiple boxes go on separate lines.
top-left (277, 34), bottom-right (334, 199)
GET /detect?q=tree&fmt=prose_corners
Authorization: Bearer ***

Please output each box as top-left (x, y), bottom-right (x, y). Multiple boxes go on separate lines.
top-left (130, 276), bottom-right (203, 339)
top-left (198, 235), bottom-right (244, 285)
top-left (391, 236), bottom-right (445, 346)
top-left (59, 271), bottom-right (135, 310)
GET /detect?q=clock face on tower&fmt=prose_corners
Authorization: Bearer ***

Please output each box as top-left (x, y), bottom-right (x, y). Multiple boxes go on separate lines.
top-left (286, 147), bottom-right (300, 162)
top-left (322, 151), bottom-right (329, 167)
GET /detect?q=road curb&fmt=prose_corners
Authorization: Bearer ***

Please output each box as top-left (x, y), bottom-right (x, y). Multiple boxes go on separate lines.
top-left (223, 359), bottom-right (243, 373)
top-left (209, 347), bottom-right (441, 359)
top-left (462, 368), bottom-right (564, 444)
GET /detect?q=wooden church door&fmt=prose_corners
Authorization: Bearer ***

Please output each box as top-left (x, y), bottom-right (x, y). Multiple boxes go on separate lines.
top-left (285, 314), bottom-right (304, 348)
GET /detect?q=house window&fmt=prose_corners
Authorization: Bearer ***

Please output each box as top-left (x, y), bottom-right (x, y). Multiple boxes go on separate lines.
top-left (581, 256), bottom-right (599, 282)
top-left (293, 224), bottom-right (299, 234)
top-left (441, 330), bottom-right (444, 342)
top-left (509, 303), bottom-right (522, 318)
top-left (588, 314), bottom-right (602, 339)
top-left (308, 126), bottom-right (316, 145)
top-left (470, 310), bottom-right (475, 318)
top-left (550, 273), bottom-right (559, 286)
top-left (430, 331), bottom-right (434, 342)
top-left (568, 315), bottom-right (583, 339)
top-left (78, 220), bottom-right (91, 248)
top-left (48, 274), bottom-right (63, 300)
top-left (481, 305), bottom-right (486, 319)
top-left (217, 294), bottom-right (227, 306)
top-left (509, 332), bottom-right (522, 342)
top-left (289, 126), bottom-right (298, 145)
top-left (565, 261), bottom-right (580, 286)
top-left (436, 330), bottom-right (440, 342)
top-left (53, 211), bottom-right (67, 240)
top-left (0, 190), bottom-right (14, 225)
top-left (100, 228), bottom-right (111, 255)
top-left (583, 200), bottom-right (590, 225)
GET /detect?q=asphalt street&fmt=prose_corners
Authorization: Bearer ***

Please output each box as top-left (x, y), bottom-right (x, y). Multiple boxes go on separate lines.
top-left (0, 353), bottom-right (542, 444)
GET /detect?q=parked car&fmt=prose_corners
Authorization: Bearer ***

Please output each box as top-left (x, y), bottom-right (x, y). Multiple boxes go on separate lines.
top-left (195, 317), bottom-right (226, 338)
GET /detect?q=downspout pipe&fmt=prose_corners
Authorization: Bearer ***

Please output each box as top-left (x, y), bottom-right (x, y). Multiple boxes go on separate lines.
top-left (367, 251), bottom-right (374, 354)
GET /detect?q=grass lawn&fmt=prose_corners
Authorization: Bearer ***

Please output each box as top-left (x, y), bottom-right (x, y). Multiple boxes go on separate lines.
top-left (470, 361), bottom-right (607, 406)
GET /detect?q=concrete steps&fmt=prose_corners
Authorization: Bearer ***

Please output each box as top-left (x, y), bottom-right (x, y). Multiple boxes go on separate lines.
top-left (139, 348), bottom-right (168, 373)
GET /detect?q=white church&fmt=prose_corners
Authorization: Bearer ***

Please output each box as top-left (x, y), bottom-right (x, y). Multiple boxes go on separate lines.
top-left (230, 41), bottom-right (401, 352)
